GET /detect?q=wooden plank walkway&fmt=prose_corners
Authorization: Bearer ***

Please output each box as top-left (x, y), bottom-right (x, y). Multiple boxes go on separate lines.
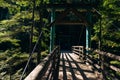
top-left (25, 47), bottom-right (120, 80)
top-left (58, 52), bottom-right (102, 80)
top-left (41, 52), bottom-right (102, 80)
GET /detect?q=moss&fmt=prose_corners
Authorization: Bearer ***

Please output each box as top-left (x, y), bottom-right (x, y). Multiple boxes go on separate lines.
top-left (41, 50), bottom-right (48, 58)
top-left (110, 60), bottom-right (120, 66)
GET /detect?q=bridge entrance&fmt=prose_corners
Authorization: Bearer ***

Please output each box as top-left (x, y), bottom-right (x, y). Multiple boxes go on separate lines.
top-left (48, 1), bottom-right (101, 53)
top-left (55, 25), bottom-right (86, 51)
top-left (49, 8), bottom-right (93, 52)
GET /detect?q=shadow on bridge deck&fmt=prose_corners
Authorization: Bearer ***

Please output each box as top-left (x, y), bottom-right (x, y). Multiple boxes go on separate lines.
top-left (43, 52), bottom-right (101, 80)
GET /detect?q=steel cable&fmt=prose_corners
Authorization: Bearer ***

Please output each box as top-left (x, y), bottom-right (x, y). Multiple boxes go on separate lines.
top-left (20, 32), bottom-right (43, 80)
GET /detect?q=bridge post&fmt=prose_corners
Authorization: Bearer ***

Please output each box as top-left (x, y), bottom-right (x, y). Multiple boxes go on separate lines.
top-left (86, 11), bottom-right (92, 54)
top-left (99, 17), bottom-right (102, 50)
top-left (86, 26), bottom-right (91, 54)
top-left (50, 6), bottom-right (55, 52)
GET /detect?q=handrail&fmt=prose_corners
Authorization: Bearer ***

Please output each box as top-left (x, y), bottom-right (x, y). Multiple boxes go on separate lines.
top-left (72, 46), bottom-right (85, 61)
top-left (25, 46), bottom-right (60, 80)
top-left (94, 50), bottom-right (120, 61)
top-left (72, 46), bottom-right (84, 53)
top-left (72, 46), bottom-right (120, 79)
top-left (94, 50), bottom-right (120, 73)
top-left (88, 49), bottom-right (120, 79)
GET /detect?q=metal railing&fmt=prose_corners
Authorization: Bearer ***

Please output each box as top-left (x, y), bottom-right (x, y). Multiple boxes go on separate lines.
top-left (25, 46), bottom-right (60, 80)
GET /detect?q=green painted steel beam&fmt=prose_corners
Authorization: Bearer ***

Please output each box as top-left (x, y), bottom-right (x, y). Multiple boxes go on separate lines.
top-left (86, 12), bottom-right (92, 54)
top-left (50, 8), bottom-right (55, 52)
top-left (86, 26), bottom-right (91, 54)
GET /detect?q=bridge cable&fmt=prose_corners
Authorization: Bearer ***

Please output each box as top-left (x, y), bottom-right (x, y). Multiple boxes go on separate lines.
top-left (20, 31), bottom-right (43, 80)
top-left (20, 6), bottom-right (51, 80)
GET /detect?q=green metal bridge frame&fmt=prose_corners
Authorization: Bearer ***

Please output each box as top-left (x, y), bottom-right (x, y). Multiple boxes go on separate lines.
top-left (48, 0), bottom-right (101, 53)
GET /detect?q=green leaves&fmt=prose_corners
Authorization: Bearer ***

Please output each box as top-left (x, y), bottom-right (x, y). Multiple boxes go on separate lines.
top-left (15, 0), bottom-right (31, 7)
top-left (0, 0), bottom-right (51, 79)
top-left (92, 0), bottom-right (120, 53)
top-left (0, 49), bottom-right (29, 79)
top-left (0, 0), bottom-right (10, 8)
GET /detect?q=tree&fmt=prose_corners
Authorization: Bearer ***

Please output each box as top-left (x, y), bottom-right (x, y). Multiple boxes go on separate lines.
top-left (0, 0), bottom-right (50, 79)
top-left (92, 0), bottom-right (120, 53)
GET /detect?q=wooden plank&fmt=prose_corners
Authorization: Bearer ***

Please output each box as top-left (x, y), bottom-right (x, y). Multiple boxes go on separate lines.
top-left (73, 49), bottom-right (82, 52)
top-left (73, 51), bottom-right (79, 55)
top-left (110, 65), bottom-right (120, 73)
top-left (25, 54), bottom-right (51, 80)
top-left (46, 3), bottom-right (96, 9)
top-left (72, 46), bottom-right (84, 48)
top-left (25, 46), bottom-right (59, 80)
top-left (55, 22), bottom-right (86, 25)
top-left (94, 50), bottom-right (120, 61)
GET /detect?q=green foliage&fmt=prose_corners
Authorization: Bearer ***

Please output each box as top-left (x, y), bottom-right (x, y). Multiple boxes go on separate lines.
top-left (0, 0), bottom-right (119, 79)
top-left (92, 1), bottom-right (120, 79)
top-left (0, 0), bottom-right (50, 79)
top-left (41, 50), bottom-right (49, 58)
top-left (0, 11), bottom-right (32, 51)
top-left (0, 0), bottom-right (11, 8)
top-left (0, 39), bottom-right (20, 51)
top-left (110, 60), bottom-right (120, 67)
top-left (92, 0), bottom-right (120, 53)
top-left (0, 49), bottom-right (29, 80)
top-left (41, 27), bottom-right (50, 50)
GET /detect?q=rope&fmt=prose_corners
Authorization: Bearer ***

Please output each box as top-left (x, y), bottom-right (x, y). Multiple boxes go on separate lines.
top-left (20, 32), bottom-right (43, 80)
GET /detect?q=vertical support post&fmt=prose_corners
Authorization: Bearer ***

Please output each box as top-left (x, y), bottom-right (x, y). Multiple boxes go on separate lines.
top-left (99, 17), bottom-right (102, 50)
top-left (85, 11), bottom-right (92, 64)
top-left (99, 17), bottom-right (106, 80)
top-left (86, 26), bottom-right (91, 54)
top-left (50, 9), bottom-right (55, 52)
top-left (98, 18), bottom-right (102, 65)
top-left (86, 11), bottom-right (92, 54)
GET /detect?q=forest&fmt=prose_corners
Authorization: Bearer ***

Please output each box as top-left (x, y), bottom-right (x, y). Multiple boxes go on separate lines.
top-left (0, 0), bottom-right (120, 80)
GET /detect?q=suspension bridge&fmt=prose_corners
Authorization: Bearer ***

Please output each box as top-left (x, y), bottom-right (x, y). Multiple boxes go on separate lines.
top-left (20, 0), bottom-right (120, 80)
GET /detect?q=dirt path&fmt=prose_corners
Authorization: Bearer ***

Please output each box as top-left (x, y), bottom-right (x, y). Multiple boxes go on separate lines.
top-left (58, 52), bottom-right (102, 80)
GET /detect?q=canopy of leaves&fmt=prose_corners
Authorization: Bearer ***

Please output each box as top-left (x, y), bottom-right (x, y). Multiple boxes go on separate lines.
top-left (92, 0), bottom-right (120, 53)
top-left (0, 0), bottom-right (120, 79)
top-left (0, 0), bottom-right (50, 79)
